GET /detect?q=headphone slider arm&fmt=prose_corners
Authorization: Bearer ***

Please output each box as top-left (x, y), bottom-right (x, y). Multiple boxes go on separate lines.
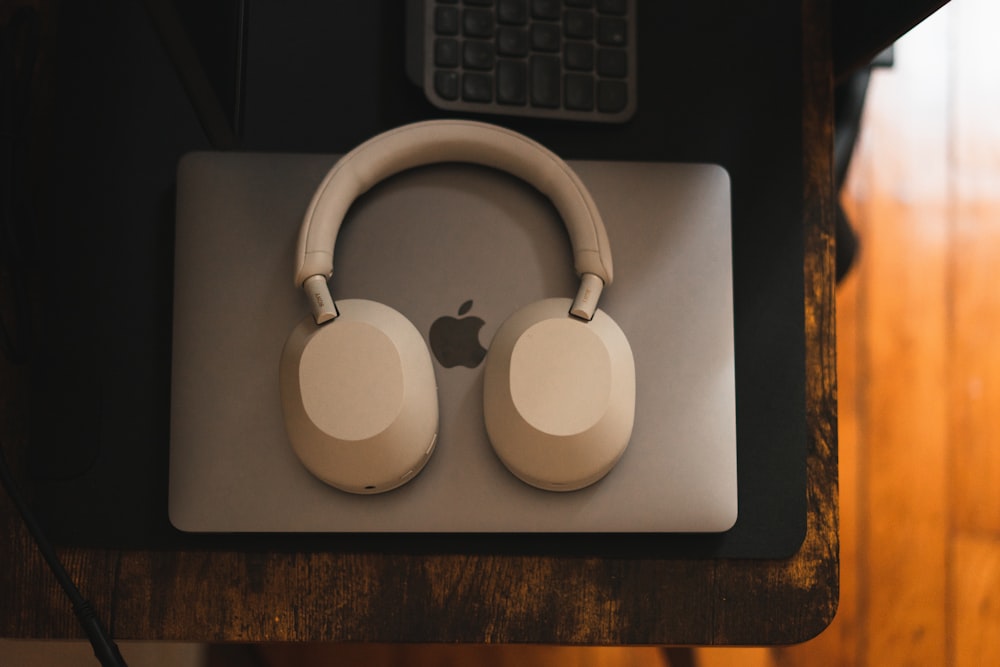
top-left (303, 275), bottom-right (339, 324)
top-left (570, 273), bottom-right (604, 321)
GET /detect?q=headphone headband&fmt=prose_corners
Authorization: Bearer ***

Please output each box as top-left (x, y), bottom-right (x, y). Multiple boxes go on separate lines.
top-left (295, 121), bottom-right (614, 322)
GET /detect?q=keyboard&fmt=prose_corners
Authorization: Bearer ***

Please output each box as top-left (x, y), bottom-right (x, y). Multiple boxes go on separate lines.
top-left (406, 0), bottom-right (637, 123)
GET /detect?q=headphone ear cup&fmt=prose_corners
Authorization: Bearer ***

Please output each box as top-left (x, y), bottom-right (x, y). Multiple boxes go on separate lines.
top-left (483, 298), bottom-right (635, 491)
top-left (279, 299), bottom-right (439, 494)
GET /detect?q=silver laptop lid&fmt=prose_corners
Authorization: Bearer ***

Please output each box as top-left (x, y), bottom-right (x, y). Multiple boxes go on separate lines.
top-left (169, 152), bottom-right (737, 532)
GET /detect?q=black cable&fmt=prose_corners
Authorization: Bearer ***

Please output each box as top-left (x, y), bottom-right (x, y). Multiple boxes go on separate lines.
top-left (0, 443), bottom-right (129, 667)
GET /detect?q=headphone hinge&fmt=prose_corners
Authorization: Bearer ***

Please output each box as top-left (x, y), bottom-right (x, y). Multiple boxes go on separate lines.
top-left (303, 274), bottom-right (339, 324)
top-left (570, 273), bottom-right (604, 321)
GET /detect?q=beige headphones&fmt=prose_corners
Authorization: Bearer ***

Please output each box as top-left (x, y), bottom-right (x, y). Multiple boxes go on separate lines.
top-left (279, 120), bottom-right (635, 494)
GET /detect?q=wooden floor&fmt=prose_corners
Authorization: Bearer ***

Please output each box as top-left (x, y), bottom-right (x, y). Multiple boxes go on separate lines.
top-left (699, 0), bottom-right (1000, 665)
top-left (208, 2), bottom-right (1000, 666)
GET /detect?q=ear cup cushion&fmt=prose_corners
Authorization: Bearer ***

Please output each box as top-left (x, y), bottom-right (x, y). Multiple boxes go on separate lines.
top-left (279, 299), bottom-right (438, 493)
top-left (483, 298), bottom-right (635, 491)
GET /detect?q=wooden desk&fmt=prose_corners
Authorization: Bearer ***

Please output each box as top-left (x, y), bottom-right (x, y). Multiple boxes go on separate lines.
top-left (0, 0), bottom-right (837, 644)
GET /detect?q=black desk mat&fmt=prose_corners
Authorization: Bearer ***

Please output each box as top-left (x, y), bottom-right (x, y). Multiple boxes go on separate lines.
top-left (25, 0), bottom-right (806, 558)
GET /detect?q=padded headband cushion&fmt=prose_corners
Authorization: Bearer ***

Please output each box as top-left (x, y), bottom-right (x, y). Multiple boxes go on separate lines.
top-left (294, 119), bottom-right (614, 287)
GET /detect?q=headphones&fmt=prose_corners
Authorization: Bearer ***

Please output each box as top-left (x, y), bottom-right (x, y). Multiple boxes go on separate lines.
top-left (279, 120), bottom-right (635, 494)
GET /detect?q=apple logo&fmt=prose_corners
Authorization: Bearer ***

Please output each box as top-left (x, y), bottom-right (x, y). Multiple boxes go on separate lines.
top-left (429, 299), bottom-right (487, 368)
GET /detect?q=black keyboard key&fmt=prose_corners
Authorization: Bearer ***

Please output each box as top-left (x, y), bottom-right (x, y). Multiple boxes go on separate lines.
top-left (435, 38), bottom-right (459, 67)
top-left (597, 79), bottom-right (627, 112)
top-left (463, 40), bottom-right (495, 70)
top-left (530, 55), bottom-right (560, 107)
top-left (564, 10), bottom-right (594, 39)
top-left (531, 0), bottom-right (560, 20)
top-left (597, 0), bottom-right (626, 15)
top-left (463, 73), bottom-right (494, 101)
top-left (435, 6), bottom-right (460, 35)
top-left (435, 70), bottom-right (460, 99)
top-left (497, 0), bottom-right (528, 25)
top-left (565, 74), bottom-right (594, 110)
top-left (597, 16), bottom-right (627, 45)
top-left (564, 42), bottom-right (594, 70)
top-left (497, 60), bottom-right (527, 104)
top-left (597, 48), bottom-right (627, 77)
top-left (465, 0), bottom-right (494, 5)
top-left (463, 9), bottom-right (494, 37)
top-left (497, 27), bottom-right (529, 56)
top-left (566, 0), bottom-right (594, 7)
top-left (531, 22), bottom-right (561, 51)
